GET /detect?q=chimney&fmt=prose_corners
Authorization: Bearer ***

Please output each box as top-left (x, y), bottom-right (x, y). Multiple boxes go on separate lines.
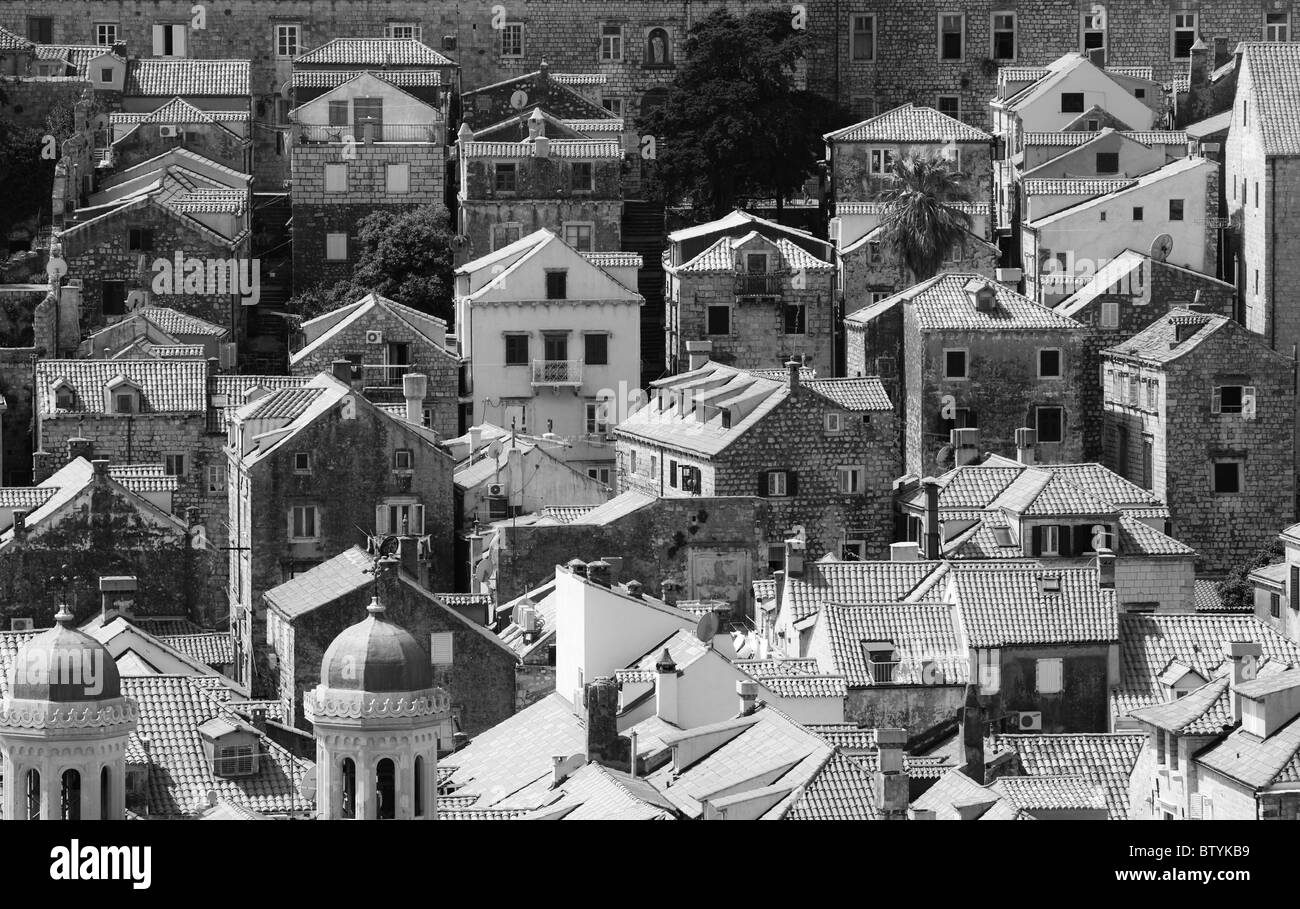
top-left (874, 727), bottom-right (910, 818)
top-left (737, 679), bottom-right (759, 716)
top-left (67, 436), bottom-right (94, 463)
top-left (599, 556), bottom-right (622, 583)
top-left (1015, 427), bottom-right (1037, 465)
top-left (468, 425), bottom-right (483, 453)
top-left (331, 359), bottom-right (353, 384)
top-left (921, 477), bottom-right (942, 560)
top-left (566, 558), bottom-right (588, 579)
top-left (1224, 640), bottom-right (1263, 723)
top-left (1097, 547), bottom-right (1116, 589)
top-left (660, 579), bottom-right (680, 606)
top-left (784, 533), bottom-right (806, 578)
top-left (772, 569), bottom-right (786, 612)
top-left (624, 579), bottom-right (643, 599)
top-left (100, 575), bottom-right (137, 623)
top-left (583, 677), bottom-right (622, 764)
top-left (539, 59), bottom-right (550, 80)
top-left (685, 340), bottom-right (712, 371)
top-left (402, 373), bottom-right (427, 426)
top-left (250, 708), bottom-right (267, 733)
top-left (890, 541), bottom-right (920, 562)
top-left (960, 684), bottom-right (985, 785)
top-left (91, 458), bottom-right (110, 479)
top-left (11, 510), bottom-right (27, 539)
top-left (1189, 37), bottom-right (1210, 90)
top-left (655, 650), bottom-right (679, 725)
top-left (534, 135), bottom-right (550, 158)
top-left (528, 108), bottom-right (545, 139)
top-left (586, 559), bottom-right (612, 588)
top-left (786, 358), bottom-right (802, 391)
top-left (552, 753), bottom-right (584, 786)
top-left (952, 428), bottom-right (980, 466)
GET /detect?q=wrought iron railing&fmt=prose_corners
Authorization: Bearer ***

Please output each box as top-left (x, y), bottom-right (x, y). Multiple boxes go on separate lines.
top-left (735, 273), bottom-right (783, 297)
top-left (531, 359), bottom-right (583, 385)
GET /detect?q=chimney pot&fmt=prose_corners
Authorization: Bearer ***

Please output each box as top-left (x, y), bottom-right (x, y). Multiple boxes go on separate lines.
top-left (1097, 547), bottom-right (1116, 589)
top-left (11, 510), bottom-right (28, 535)
top-left (921, 477), bottom-right (942, 560)
top-left (1224, 640), bottom-right (1264, 723)
top-left (655, 653), bottom-right (679, 725)
top-left (786, 358), bottom-right (802, 390)
top-left (566, 558), bottom-right (588, 578)
top-left (685, 340), bottom-right (712, 371)
top-left (737, 679), bottom-right (759, 716)
top-left (625, 579), bottom-right (643, 598)
top-left (91, 458), bottom-right (110, 477)
top-left (587, 559), bottom-right (612, 587)
top-left (403, 372), bottom-right (428, 426)
top-left (1015, 427), bottom-right (1038, 465)
top-left (890, 541), bottom-right (920, 562)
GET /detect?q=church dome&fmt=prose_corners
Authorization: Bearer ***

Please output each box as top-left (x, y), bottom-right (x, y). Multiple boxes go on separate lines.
top-left (8, 606), bottom-right (122, 702)
top-left (319, 598), bottom-right (433, 694)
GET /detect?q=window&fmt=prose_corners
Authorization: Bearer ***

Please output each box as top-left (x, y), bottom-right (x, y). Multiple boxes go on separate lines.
top-left (1169, 733), bottom-right (1179, 771)
top-left (114, 392), bottom-right (136, 414)
top-left (1036, 657), bottom-right (1063, 694)
top-left (601, 97), bottom-right (624, 117)
top-left (421, 631), bottom-right (454, 669)
top-left (991, 11), bottom-right (1016, 60)
top-left (1132, 206), bottom-right (1144, 221)
top-left (837, 466), bottom-right (864, 494)
top-left (99, 67), bottom-right (114, 84)
top-left (325, 233), bottom-right (348, 261)
top-left (1036, 406), bottom-right (1064, 443)
top-left (27, 16), bottom-right (52, 43)
top-left (1040, 524), bottom-right (1061, 555)
top-left (493, 163), bottom-right (517, 193)
top-left (571, 162), bottom-right (594, 192)
top-left (587, 466), bottom-right (612, 485)
top-left (504, 334), bottom-right (529, 366)
top-left (563, 222), bottom-right (594, 251)
top-left (584, 333), bottom-right (608, 366)
top-left (60, 769), bottom-right (81, 821)
top-left (744, 253), bottom-right (768, 273)
top-left (1060, 92), bottom-right (1085, 113)
top-left (1096, 152), bottom-right (1119, 174)
top-left (937, 95), bottom-right (961, 119)
top-left (851, 14), bottom-right (876, 61)
top-left (290, 505), bottom-right (319, 539)
top-left (944, 349), bottom-right (968, 379)
top-left (501, 22), bottom-right (524, 57)
top-left (545, 270), bottom-right (567, 300)
top-left (600, 24), bottom-right (623, 61)
top-left (1266, 12), bottom-right (1290, 42)
top-left (95, 23), bottom-right (118, 45)
top-left (207, 464), bottom-right (225, 494)
top-left (585, 401), bottom-right (610, 435)
top-left (163, 453), bottom-right (187, 477)
top-left (1213, 461), bottom-right (1242, 495)
top-left (386, 163), bottom-right (410, 194)
top-left (490, 223), bottom-right (523, 250)
top-left (1155, 729), bottom-right (1166, 765)
top-left (869, 148), bottom-right (895, 175)
top-left (293, 451), bottom-right (312, 474)
top-left (216, 745), bottom-right (255, 776)
top-left (393, 449), bottom-right (413, 472)
top-left (152, 23), bottom-right (187, 57)
top-left (1081, 11), bottom-right (1106, 60)
top-left (825, 413), bottom-right (843, 433)
top-left (1213, 385), bottom-right (1247, 415)
top-left (128, 228), bottom-right (153, 251)
top-left (386, 22), bottom-right (421, 40)
top-left (783, 302), bottom-right (806, 335)
top-left (341, 758), bottom-right (356, 819)
top-left (938, 13), bottom-right (964, 60)
top-left (1272, 592), bottom-right (1282, 618)
top-left (324, 163), bottom-right (347, 193)
top-left (275, 24), bottom-right (300, 58)
top-left (1169, 199), bottom-right (1184, 221)
top-left (766, 470), bottom-right (789, 497)
top-left (1142, 436), bottom-right (1154, 489)
top-left (1172, 13), bottom-right (1198, 61)
top-left (842, 540), bottom-right (867, 561)
top-left (380, 501), bottom-right (424, 535)
top-left (1255, 182), bottom-right (1260, 207)
top-left (102, 280), bottom-right (126, 317)
top-left (707, 305), bottom-right (731, 335)
top-left (1038, 349), bottom-right (1061, 378)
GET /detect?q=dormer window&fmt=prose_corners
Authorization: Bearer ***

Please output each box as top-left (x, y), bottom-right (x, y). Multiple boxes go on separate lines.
top-left (105, 376), bottom-right (142, 414)
top-left (964, 278), bottom-right (997, 312)
top-left (744, 252), bottom-right (768, 273)
top-left (198, 716), bottom-right (260, 778)
top-left (52, 380), bottom-right (75, 410)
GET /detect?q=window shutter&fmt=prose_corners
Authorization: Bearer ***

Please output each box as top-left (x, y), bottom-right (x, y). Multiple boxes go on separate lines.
top-left (1243, 385), bottom-right (1256, 417)
top-left (1291, 565), bottom-right (1299, 609)
top-left (757, 472), bottom-right (769, 497)
top-left (1060, 524), bottom-right (1074, 556)
top-left (1211, 388), bottom-right (1221, 414)
top-left (153, 24), bottom-right (166, 55)
top-left (375, 505), bottom-right (388, 535)
top-left (429, 632), bottom-right (453, 666)
top-left (414, 504), bottom-right (424, 534)
top-left (670, 461), bottom-right (678, 485)
top-left (787, 472), bottom-right (798, 496)
top-left (1031, 525), bottom-right (1042, 556)
top-left (1203, 796), bottom-right (1213, 820)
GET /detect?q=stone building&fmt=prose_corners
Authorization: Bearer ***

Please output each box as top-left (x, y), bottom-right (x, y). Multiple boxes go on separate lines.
top-left (226, 371), bottom-right (455, 693)
top-left (289, 292), bottom-right (460, 439)
top-left (845, 273), bottom-right (1085, 476)
top-left (107, 96), bottom-right (252, 174)
top-left (78, 305), bottom-right (231, 362)
top-left (614, 353), bottom-right (897, 564)
top-left (1053, 249), bottom-right (1237, 461)
top-left (288, 59), bottom-right (447, 292)
top-left (1226, 43), bottom-right (1300, 355)
top-left (1100, 308), bottom-right (1296, 572)
top-left (265, 546), bottom-right (518, 735)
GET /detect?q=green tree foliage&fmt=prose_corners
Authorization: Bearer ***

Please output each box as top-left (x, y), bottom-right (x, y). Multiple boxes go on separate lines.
top-left (878, 155), bottom-right (974, 281)
top-left (287, 205), bottom-right (455, 323)
top-left (636, 8), bottom-right (844, 217)
top-left (1216, 538), bottom-right (1285, 613)
top-left (0, 101), bottom-right (78, 240)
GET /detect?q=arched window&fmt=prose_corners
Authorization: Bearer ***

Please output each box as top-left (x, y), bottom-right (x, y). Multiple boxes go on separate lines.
top-left (414, 756), bottom-right (424, 817)
top-left (646, 28), bottom-right (672, 66)
top-left (341, 758), bottom-right (356, 819)
top-left (26, 769), bottom-right (41, 820)
top-left (376, 758), bottom-right (395, 820)
top-left (61, 770), bottom-right (81, 821)
top-left (100, 767), bottom-right (111, 820)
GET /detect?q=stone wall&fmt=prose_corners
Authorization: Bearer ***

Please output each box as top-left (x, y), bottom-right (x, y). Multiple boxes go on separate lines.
top-left (0, 347), bottom-right (36, 485)
top-left (981, 643), bottom-right (1112, 734)
top-left (832, 139), bottom-right (994, 208)
top-left (113, 123), bottom-right (251, 173)
top-left (460, 198), bottom-right (623, 264)
top-left (841, 238), bottom-right (999, 319)
top-left (844, 684), bottom-right (965, 738)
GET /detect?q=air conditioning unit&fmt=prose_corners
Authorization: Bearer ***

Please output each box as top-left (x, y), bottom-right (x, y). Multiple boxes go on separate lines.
top-left (366, 330), bottom-right (384, 345)
top-left (487, 483), bottom-right (505, 497)
top-left (159, 125), bottom-right (180, 138)
top-left (10, 618), bottom-right (34, 631)
top-left (1017, 710), bottom-right (1043, 731)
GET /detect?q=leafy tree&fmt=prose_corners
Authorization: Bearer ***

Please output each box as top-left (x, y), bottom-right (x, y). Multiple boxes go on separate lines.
top-left (1216, 538), bottom-right (1285, 613)
top-left (0, 101), bottom-right (78, 241)
top-left (878, 155), bottom-right (974, 282)
top-left (288, 205), bottom-right (455, 323)
top-left (636, 9), bottom-right (844, 218)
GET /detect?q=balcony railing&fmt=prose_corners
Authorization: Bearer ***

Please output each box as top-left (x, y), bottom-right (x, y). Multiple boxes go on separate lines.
top-left (363, 363), bottom-right (411, 388)
top-left (293, 123), bottom-right (439, 144)
top-left (531, 359), bottom-right (583, 386)
top-left (734, 273), bottom-right (783, 298)
top-left (868, 659), bottom-right (900, 685)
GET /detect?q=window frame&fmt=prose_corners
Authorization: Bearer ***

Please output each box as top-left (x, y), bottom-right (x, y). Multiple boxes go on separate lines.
top-left (324, 232), bottom-right (348, 261)
top-left (504, 333), bottom-right (530, 366)
top-left (324, 163), bottom-right (348, 193)
top-left (491, 222), bottom-right (523, 250)
top-left (493, 162), bottom-right (518, 194)
top-left (1081, 10), bottom-right (1106, 59)
top-left (1266, 11), bottom-right (1291, 42)
top-left (500, 21), bottom-right (524, 58)
top-left (545, 270), bottom-right (568, 301)
top-left (583, 332), bottom-right (609, 366)
top-left (163, 452), bottom-right (187, 478)
top-left (1171, 12), bottom-right (1199, 61)
top-left (850, 13), bottom-right (876, 62)
top-left (563, 221), bottom-right (595, 251)
top-left (206, 464), bottom-right (225, 495)
top-left (1036, 657), bottom-right (1064, 694)
top-left (837, 466), bottom-right (865, 495)
top-left (293, 451), bottom-right (312, 474)
top-left (289, 504), bottom-right (320, 540)
top-left (1169, 198), bottom-right (1185, 221)
top-left (783, 301), bottom-right (807, 335)
top-left (585, 401), bottom-right (610, 435)
top-left (95, 23), bottom-right (119, 46)
top-left (385, 163), bottom-right (410, 195)
top-left (1212, 460), bottom-right (1243, 495)
top-left (1060, 92), bottom-right (1085, 114)
top-left (990, 11), bottom-right (1017, 61)
top-left (943, 348), bottom-right (969, 380)
top-left (600, 24), bottom-right (624, 62)
top-left (392, 449), bottom-right (414, 472)
top-left (766, 470), bottom-right (789, 498)
top-left (385, 22), bottom-right (422, 40)
top-left (869, 147), bottom-right (895, 175)
top-left (570, 161), bottom-right (594, 193)
top-left (601, 97), bottom-right (624, 117)
top-left (275, 23), bottom-right (300, 59)
top-left (706, 304), bottom-right (732, 336)
top-left (936, 94), bottom-right (961, 120)
top-left (1036, 405), bottom-right (1064, 443)
top-left (1038, 348), bottom-right (1062, 379)
top-left (937, 11), bottom-right (965, 61)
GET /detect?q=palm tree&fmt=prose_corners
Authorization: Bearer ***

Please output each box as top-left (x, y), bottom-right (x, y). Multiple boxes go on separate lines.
top-left (878, 155), bottom-right (974, 281)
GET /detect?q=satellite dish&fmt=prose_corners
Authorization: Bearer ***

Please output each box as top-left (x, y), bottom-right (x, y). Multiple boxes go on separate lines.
top-left (299, 765), bottom-right (317, 803)
top-left (1150, 233), bottom-right (1174, 262)
top-left (46, 255), bottom-right (68, 279)
top-left (377, 535), bottom-right (400, 557)
top-left (695, 611), bottom-right (720, 642)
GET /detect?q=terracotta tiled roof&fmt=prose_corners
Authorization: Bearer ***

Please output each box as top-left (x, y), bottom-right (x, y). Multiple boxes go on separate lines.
top-left (825, 103), bottom-right (991, 143)
top-left (1022, 130), bottom-right (1187, 147)
top-left (757, 675), bottom-right (848, 698)
top-left (784, 751), bottom-right (880, 820)
top-left (294, 38), bottom-right (454, 67)
top-left (1194, 579), bottom-right (1241, 612)
top-left (111, 101), bottom-right (250, 125)
top-left (911, 767), bottom-right (1017, 819)
top-left (36, 359), bottom-right (207, 414)
top-left (158, 633), bottom-right (235, 666)
top-left (803, 378), bottom-right (893, 412)
top-left (263, 546), bottom-right (373, 620)
top-left (1023, 177), bottom-right (1136, 196)
top-left (675, 232), bottom-right (832, 273)
top-left (133, 617), bottom-right (208, 637)
top-left (1129, 676), bottom-right (1232, 735)
top-left (817, 602), bottom-right (967, 687)
top-left (0, 488), bottom-right (55, 509)
top-left (290, 69), bottom-right (442, 89)
top-left (1102, 308), bottom-right (1234, 364)
top-left (1197, 712), bottom-right (1300, 789)
top-left (990, 776), bottom-right (1106, 812)
top-left (246, 386), bottom-right (324, 421)
top-left (530, 763), bottom-right (675, 820)
top-left (108, 464), bottom-right (180, 494)
top-left (849, 274), bottom-right (1084, 332)
top-left (951, 564), bottom-right (1118, 647)
top-left (126, 59), bottom-right (251, 96)
top-left (992, 733), bottom-right (1144, 819)
top-left (1241, 43), bottom-right (1300, 155)
top-left (782, 560), bottom-right (946, 623)
top-left (552, 73), bottom-right (606, 85)
top-left (736, 658), bottom-right (821, 678)
top-left (1118, 515), bottom-right (1196, 556)
top-left (538, 504), bottom-right (597, 523)
top-left (438, 808), bottom-right (530, 820)
top-left (138, 306), bottom-right (228, 337)
top-left (0, 24), bottom-right (32, 50)
top-left (124, 676), bottom-right (311, 818)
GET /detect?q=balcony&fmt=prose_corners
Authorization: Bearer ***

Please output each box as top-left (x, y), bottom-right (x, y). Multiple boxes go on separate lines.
top-left (362, 363), bottom-right (409, 390)
top-left (734, 273), bottom-right (783, 300)
top-left (868, 659), bottom-right (900, 685)
top-left (531, 359), bottom-right (583, 387)
top-left (293, 122), bottom-right (439, 144)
